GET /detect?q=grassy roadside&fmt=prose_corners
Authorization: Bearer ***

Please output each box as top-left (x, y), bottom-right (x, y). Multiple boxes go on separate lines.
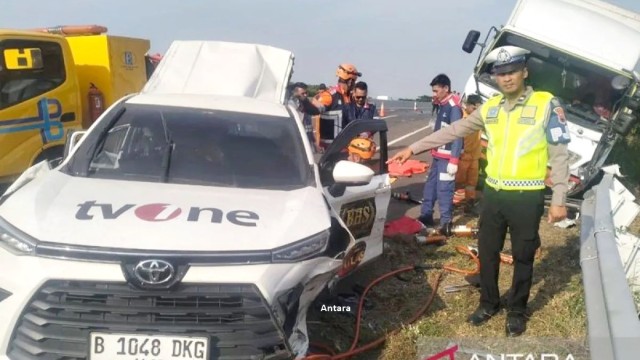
top-left (308, 212), bottom-right (590, 360)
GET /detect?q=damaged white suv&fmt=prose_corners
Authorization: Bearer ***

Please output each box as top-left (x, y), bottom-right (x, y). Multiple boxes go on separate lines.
top-left (0, 41), bottom-right (391, 360)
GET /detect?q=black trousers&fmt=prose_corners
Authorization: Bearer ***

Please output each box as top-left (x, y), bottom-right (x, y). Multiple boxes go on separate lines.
top-left (478, 186), bottom-right (545, 313)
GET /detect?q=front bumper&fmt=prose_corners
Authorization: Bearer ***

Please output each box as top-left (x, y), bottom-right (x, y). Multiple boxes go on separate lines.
top-left (0, 250), bottom-right (339, 360)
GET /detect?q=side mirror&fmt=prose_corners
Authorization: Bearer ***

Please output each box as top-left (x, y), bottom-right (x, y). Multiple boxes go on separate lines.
top-left (332, 160), bottom-right (374, 186)
top-left (63, 130), bottom-right (87, 159)
top-left (462, 30), bottom-right (481, 54)
top-left (327, 161), bottom-right (375, 197)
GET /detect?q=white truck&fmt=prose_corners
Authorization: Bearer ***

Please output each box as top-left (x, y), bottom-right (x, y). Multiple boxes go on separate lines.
top-left (461, 0), bottom-right (640, 197)
top-left (0, 41), bottom-right (392, 360)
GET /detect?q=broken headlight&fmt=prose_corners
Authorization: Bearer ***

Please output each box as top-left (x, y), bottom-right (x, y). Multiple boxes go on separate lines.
top-left (0, 217), bottom-right (36, 255)
top-left (272, 229), bottom-right (329, 263)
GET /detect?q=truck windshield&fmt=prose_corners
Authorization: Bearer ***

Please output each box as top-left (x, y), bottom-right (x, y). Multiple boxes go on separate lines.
top-left (67, 104), bottom-right (310, 190)
top-left (477, 31), bottom-right (630, 128)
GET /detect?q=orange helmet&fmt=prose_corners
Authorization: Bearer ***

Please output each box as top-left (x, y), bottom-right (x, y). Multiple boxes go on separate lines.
top-left (336, 63), bottom-right (361, 81)
top-left (348, 137), bottom-right (376, 160)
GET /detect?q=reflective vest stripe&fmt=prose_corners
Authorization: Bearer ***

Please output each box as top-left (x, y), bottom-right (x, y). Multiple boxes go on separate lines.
top-left (486, 177), bottom-right (545, 188)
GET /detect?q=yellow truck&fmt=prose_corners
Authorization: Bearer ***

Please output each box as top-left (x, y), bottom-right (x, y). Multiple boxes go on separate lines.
top-left (0, 25), bottom-right (154, 185)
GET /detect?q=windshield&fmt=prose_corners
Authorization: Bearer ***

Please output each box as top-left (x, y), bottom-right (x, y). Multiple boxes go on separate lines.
top-left (67, 104), bottom-right (310, 190)
top-left (478, 31), bottom-right (631, 128)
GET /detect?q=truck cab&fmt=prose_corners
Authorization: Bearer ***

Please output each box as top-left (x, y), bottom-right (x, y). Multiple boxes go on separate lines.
top-left (461, 0), bottom-right (640, 196)
top-left (0, 26), bottom-right (151, 186)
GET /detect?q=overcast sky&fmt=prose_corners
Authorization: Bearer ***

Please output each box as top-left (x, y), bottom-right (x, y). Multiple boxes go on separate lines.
top-left (3, 0), bottom-right (639, 98)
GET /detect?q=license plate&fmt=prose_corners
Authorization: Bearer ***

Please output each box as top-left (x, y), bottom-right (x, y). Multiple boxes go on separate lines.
top-left (89, 332), bottom-right (209, 360)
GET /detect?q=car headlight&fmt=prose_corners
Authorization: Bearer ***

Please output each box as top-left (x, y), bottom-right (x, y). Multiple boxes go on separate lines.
top-left (0, 217), bottom-right (36, 255)
top-left (272, 229), bottom-right (330, 263)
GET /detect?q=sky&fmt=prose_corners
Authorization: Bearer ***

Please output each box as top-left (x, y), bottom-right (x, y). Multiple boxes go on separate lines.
top-left (3, 0), bottom-right (640, 99)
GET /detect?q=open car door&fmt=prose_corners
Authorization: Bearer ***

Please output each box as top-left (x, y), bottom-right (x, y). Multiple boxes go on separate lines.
top-left (318, 120), bottom-right (391, 268)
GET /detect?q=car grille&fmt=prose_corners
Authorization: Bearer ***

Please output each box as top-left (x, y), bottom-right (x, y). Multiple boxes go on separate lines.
top-left (8, 281), bottom-right (290, 360)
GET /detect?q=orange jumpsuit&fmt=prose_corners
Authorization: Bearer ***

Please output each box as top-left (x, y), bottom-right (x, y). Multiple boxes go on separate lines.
top-left (454, 113), bottom-right (482, 202)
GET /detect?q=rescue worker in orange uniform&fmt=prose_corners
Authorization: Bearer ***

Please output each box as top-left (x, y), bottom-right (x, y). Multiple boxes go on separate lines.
top-left (454, 94), bottom-right (484, 212)
top-left (312, 64), bottom-right (361, 149)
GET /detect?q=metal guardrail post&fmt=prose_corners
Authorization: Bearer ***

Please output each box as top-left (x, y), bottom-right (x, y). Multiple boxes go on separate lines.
top-left (580, 173), bottom-right (640, 359)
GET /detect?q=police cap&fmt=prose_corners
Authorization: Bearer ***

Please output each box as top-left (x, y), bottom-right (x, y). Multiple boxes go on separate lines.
top-left (484, 46), bottom-right (530, 74)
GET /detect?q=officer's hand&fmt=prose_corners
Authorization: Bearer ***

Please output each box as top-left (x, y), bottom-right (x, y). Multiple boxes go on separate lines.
top-left (386, 147), bottom-right (413, 164)
top-left (548, 205), bottom-right (567, 223)
top-left (447, 163), bottom-right (458, 176)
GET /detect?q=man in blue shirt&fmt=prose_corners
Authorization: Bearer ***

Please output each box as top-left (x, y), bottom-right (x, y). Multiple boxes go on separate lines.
top-left (346, 81), bottom-right (377, 122)
top-left (419, 74), bottom-right (463, 235)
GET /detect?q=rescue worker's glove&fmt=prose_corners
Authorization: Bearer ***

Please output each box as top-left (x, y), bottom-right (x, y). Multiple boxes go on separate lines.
top-left (447, 162), bottom-right (458, 176)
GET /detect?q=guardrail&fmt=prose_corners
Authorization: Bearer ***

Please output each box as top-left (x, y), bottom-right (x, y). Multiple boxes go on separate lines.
top-left (579, 172), bottom-right (640, 359)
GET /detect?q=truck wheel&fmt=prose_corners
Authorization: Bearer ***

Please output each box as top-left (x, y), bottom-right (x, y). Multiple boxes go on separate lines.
top-left (33, 146), bottom-right (64, 166)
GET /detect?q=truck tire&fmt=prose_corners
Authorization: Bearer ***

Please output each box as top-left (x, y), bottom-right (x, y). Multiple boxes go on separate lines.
top-left (33, 146), bottom-right (64, 166)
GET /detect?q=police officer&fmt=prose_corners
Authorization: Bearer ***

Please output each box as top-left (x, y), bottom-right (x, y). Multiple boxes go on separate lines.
top-left (388, 46), bottom-right (571, 337)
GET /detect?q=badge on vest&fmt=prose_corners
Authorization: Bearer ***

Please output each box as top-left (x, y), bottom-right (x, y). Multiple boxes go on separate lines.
top-left (485, 106), bottom-right (499, 124)
top-left (518, 117), bottom-right (536, 125)
top-left (521, 106), bottom-right (537, 119)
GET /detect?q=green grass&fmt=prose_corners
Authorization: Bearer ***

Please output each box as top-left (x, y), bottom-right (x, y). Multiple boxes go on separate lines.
top-left (308, 215), bottom-right (591, 359)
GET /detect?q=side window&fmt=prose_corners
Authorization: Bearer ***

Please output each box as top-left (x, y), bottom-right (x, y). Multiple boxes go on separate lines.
top-left (90, 125), bottom-right (131, 169)
top-left (0, 40), bottom-right (66, 110)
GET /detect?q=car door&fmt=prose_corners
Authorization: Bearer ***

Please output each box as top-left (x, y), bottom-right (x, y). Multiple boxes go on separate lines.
top-left (318, 119), bottom-right (391, 267)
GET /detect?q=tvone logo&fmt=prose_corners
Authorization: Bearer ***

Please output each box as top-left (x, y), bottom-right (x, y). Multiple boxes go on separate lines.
top-left (75, 201), bottom-right (259, 227)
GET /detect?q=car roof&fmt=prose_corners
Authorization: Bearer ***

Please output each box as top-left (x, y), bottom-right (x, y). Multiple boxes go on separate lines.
top-left (125, 93), bottom-right (291, 118)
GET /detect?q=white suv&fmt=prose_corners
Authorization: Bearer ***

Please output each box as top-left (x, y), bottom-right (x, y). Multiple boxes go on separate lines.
top-left (0, 41), bottom-right (392, 360)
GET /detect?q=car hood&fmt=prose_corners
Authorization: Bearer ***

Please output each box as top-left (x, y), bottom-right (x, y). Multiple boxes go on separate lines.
top-left (0, 171), bottom-right (329, 251)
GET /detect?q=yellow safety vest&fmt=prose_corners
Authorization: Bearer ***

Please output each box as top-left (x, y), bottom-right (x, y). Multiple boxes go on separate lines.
top-left (481, 91), bottom-right (553, 191)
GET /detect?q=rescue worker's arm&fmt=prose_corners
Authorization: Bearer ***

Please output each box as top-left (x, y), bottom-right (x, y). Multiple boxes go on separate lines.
top-left (298, 97), bottom-right (321, 115)
top-left (545, 98), bottom-right (571, 208)
top-left (448, 105), bottom-right (464, 165)
top-left (388, 107), bottom-right (484, 164)
top-left (312, 91), bottom-right (333, 113)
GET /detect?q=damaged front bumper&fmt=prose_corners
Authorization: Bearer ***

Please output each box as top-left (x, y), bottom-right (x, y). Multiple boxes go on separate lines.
top-left (0, 248), bottom-right (342, 360)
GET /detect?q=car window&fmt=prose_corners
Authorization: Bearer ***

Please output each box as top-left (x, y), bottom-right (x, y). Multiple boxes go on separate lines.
top-left (0, 40), bottom-right (66, 110)
top-left (78, 104), bottom-right (310, 190)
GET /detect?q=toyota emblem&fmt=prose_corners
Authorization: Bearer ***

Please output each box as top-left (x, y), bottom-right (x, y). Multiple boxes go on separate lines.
top-left (133, 260), bottom-right (175, 285)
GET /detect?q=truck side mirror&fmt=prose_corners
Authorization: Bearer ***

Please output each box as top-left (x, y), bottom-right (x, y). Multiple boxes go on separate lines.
top-left (64, 130), bottom-right (87, 159)
top-left (462, 30), bottom-right (481, 53)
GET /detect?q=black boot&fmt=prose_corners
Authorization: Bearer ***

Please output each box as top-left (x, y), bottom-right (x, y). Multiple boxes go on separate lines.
top-left (418, 214), bottom-right (435, 227)
top-left (467, 306), bottom-right (500, 326)
top-left (506, 311), bottom-right (528, 337)
top-left (439, 222), bottom-right (453, 237)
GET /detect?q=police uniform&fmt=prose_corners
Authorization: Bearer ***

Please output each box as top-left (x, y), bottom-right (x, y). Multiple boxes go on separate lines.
top-left (407, 46), bottom-right (571, 336)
